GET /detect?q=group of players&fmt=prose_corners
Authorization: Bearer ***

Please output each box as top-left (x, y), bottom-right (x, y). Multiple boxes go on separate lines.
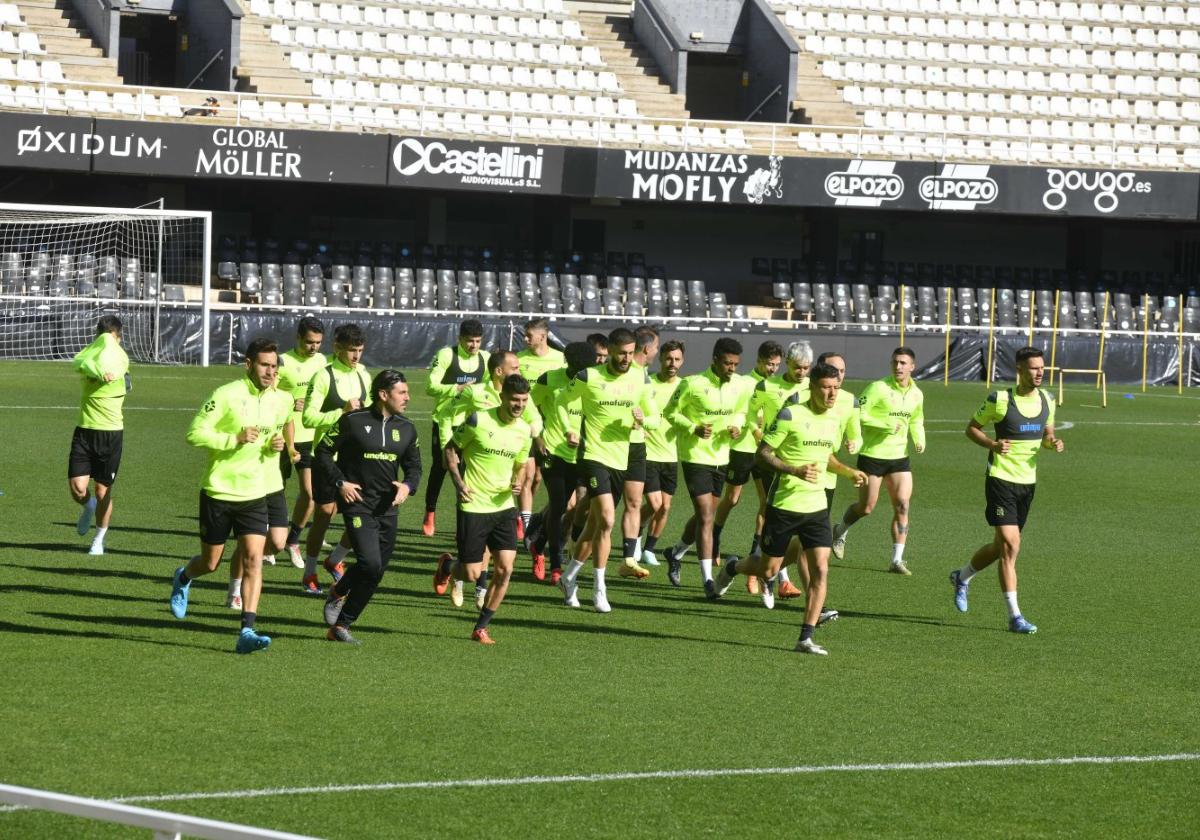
top-left (66, 313), bottom-right (1064, 654)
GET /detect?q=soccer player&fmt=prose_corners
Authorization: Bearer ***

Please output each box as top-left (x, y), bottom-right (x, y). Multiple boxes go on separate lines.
top-left (68, 315), bottom-right (130, 556)
top-left (619, 325), bottom-right (659, 571)
top-left (586, 332), bottom-right (609, 365)
top-left (517, 317), bottom-right (565, 537)
top-left (301, 323), bottom-right (372, 591)
top-left (319, 370), bottom-right (422, 644)
top-left (712, 362), bottom-right (867, 655)
top-left (557, 327), bottom-right (661, 612)
top-left (423, 319), bottom-right (489, 535)
top-left (952, 346), bottom-right (1064, 634)
top-left (712, 340), bottom-right (783, 592)
top-left (434, 374), bottom-right (534, 644)
top-left (832, 346), bottom-right (926, 575)
top-left (276, 316), bottom-right (328, 570)
top-left (531, 341), bottom-right (593, 585)
top-left (170, 337), bottom-right (293, 654)
top-left (662, 338), bottom-right (745, 596)
top-left (641, 340), bottom-right (684, 566)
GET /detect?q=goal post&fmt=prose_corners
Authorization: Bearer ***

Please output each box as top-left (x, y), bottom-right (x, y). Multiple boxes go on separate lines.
top-left (0, 202), bottom-right (212, 366)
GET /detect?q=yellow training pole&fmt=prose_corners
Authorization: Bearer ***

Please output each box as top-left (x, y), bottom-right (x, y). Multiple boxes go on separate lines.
top-left (1048, 289), bottom-right (1060, 387)
top-left (985, 286), bottom-right (996, 389)
top-left (1178, 294), bottom-right (1185, 394)
top-left (899, 284), bottom-right (906, 345)
top-left (1141, 293), bottom-right (1150, 392)
top-left (1097, 290), bottom-right (1109, 389)
top-left (943, 286), bottom-right (952, 387)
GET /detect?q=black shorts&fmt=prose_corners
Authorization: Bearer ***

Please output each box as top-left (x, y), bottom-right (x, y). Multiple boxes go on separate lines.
top-left (682, 462), bottom-right (726, 500)
top-left (824, 487), bottom-right (836, 511)
top-left (280, 440), bottom-right (314, 481)
top-left (625, 441), bottom-right (647, 484)
top-left (458, 508), bottom-right (518, 564)
top-left (644, 460), bottom-right (678, 496)
top-left (760, 506), bottom-right (833, 556)
top-left (198, 491), bottom-right (269, 545)
top-left (68, 427), bottom-right (124, 486)
top-left (579, 458), bottom-right (625, 498)
top-left (857, 454), bottom-right (912, 476)
top-left (312, 458), bottom-right (338, 506)
top-left (266, 490), bottom-right (289, 529)
top-left (725, 450), bottom-right (769, 487)
top-left (985, 476), bottom-right (1036, 530)
top-left (541, 454), bottom-right (578, 507)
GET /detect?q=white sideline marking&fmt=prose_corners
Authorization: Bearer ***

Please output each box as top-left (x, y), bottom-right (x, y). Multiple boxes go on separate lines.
top-left (2, 752), bottom-right (1195, 812)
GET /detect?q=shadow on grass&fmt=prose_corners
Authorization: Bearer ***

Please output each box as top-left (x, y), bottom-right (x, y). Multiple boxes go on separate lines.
top-left (0, 582), bottom-right (166, 606)
top-left (0, 542), bottom-right (165, 560)
top-left (52, 521), bottom-right (195, 539)
top-left (31, 610), bottom-right (314, 643)
top-left (0, 619), bottom-right (220, 653)
top-left (18, 563), bottom-right (180, 583)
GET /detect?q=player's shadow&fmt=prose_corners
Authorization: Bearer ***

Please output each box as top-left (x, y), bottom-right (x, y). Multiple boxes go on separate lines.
top-left (835, 609), bottom-right (967, 629)
top-left (0, 619), bottom-right (224, 653)
top-left (421, 611), bottom-right (779, 650)
top-left (31, 610), bottom-right (312, 642)
top-left (0, 582), bottom-right (164, 606)
top-left (52, 520), bottom-right (195, 539)
top-left (0, 541), bottom-right (165, 559)
top-left (19, 563), bottom-right (175, 584)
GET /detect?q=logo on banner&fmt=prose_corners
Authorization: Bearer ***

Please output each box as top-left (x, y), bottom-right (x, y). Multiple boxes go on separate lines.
top-left (195, 128), bottom-right (301, 179)
top-left (392, 138), bottom-right (545, 188)
top-left (1041, 169), bottom-right (1151, 214)
top-left (919, 164), bottom-right (998, 210)
top-left (620, 150), bottom-right (758, 204)
top-left (823, 161), bottom-right (904, 207)
top-left (743, 156), bottom-right (783, 204)
top-left (16, 125), bottom-right (162, 159)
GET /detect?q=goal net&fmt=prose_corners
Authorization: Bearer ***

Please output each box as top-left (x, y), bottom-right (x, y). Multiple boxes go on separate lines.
top-left (0, 202), bottom-right (211, 364)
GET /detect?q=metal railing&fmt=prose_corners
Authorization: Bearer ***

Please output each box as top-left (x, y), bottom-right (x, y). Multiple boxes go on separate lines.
top-left (0, 76), bottom-right (1194, 169)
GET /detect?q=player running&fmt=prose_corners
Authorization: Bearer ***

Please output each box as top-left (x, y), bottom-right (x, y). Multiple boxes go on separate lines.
top-left (640, 340), bottom-right (685, 567)
top-left (619, 326), bottom-right (659, 572)
top-left (831, 346), bottom-right (925, 575)
top-left (319, 370), bottom-right (422, 644)
top-left (170, 337), bottom-right (293, 654)
top-left (516, 317), bottom-right (565, 538)
top-left (301, 324), bottom-right (372, 592)
top-left (712, 340), bottom-right (783, 593)
top-left (276, 316), bottom-right (328, 569)
top-left (952, 346), bottom-right (1064, 634)
top-left (68, 315), bottom-right (130, 556)
top-left (531, 341), bottom-right (593, 585)
top-left (661, 338), bottom-right (745, 596)
top-left (434, 374), bottom-right (534, 644)
top-left (423, 319), bottom-right (489, 535)
top-left (557, 327), bottom-right (661, 612)
top-left (712, 362), bottom-right (867, 655)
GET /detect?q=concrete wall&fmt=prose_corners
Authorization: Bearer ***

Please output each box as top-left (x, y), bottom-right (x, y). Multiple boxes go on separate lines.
top-left (632, 0), bottom-right (686, 93)
top-left (183, 0), bottom-right (242, 90)
top-left (740, 0), bottom-right (797, 122)
top-left (70, 0), bottom-right (119, 57)
top-left (655, 0), bottom-right (742, 51)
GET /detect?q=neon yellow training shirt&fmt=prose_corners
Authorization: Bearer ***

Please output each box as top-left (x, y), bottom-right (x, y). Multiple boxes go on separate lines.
top-left (426, 344), bottom-right (490, 413)
top-left (533, 367), bottom-right (583, 463)
top-left (72, 332), bottom-right (130, 431)
top-left (277, 348), bottom-right (328, 444)
top-left (451, 407), bottom-right (533, 514)
top-left (187, 376), bottom-right (293, 502)
top-left (761, 399), bottom-right (841, 514)
top-left (667, 367), bottom-right (748, 467)
top-left (302, 359), bottom-right (372, 445)
top-left (744, 373), bottom-right (808, 445)
top-left (644, 372), bottom-right (683, 463)
top-left (858, 376), bottom-right (925, 459)
top-left (973, 387), bottom-right (1056, 484)
top-left (517, 346), bottom-right (565, 385)
top-left (558, 362), bottom-right (660, 471)
top-left (824, 387), bottom-right (862, 490)
top-left (731, 369), bottom-right (768, 454)
top-left (437, 377), bottom-right (543, 446)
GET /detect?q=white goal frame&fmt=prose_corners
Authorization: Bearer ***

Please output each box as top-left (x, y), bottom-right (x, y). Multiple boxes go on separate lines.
top-left (0, 201), bottom-right (212, 366)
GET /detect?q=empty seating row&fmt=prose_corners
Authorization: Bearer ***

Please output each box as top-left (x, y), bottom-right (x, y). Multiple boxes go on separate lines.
top-left (0, 58), bottom-right (64, 84)
top-left (0, 252), bottom-right (163, 300)
top-left (0, 4), bottom-right (24, 27)
top-left (271, 27), bottom-right (601, 67)
top-left (301, 81), bottom-right (636, 119)
top-left (0, 31), bottom-right (42, 55)
top-left (293, 54), bottom-right (616, 91)
top-left (774, 0), bottom-right (1199, 28)
top-left (860, 107), bottom-right (1199, 145)
top-left (0, 84), bottom-right (185, 117)
top-left (249, 1), bottom-right (581, 40)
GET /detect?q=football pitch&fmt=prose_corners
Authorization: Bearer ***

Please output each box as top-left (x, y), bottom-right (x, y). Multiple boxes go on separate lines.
top-left (0, 359), bottom-right (1197, 838)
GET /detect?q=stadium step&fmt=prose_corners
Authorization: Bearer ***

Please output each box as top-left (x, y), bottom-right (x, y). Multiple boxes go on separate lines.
top-left (791, 46), bottom-right (861, 126)
top-left (234, 17), bottom-right (313, 97)
top-left (577, 12), bottom-right (690, 120)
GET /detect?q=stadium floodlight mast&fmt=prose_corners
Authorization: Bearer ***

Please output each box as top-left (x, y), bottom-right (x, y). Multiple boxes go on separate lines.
top-left (0, 201), bottom-right (212, 366)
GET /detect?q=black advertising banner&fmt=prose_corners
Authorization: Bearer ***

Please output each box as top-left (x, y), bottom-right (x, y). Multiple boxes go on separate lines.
top-left (0, 112), bottom-right (94, 172)
top-left (594, 148), bottom-right (792, 206)
top-left (89, 120), bottom-right (390, 185)
top-left (785, 157), bottom-right (936, 211)
top-left (987, 164), bottom-right (1200, 220)
top-left (387, 136), bottom-right (565, 194)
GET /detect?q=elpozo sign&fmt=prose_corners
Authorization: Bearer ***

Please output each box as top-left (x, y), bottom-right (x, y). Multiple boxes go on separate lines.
top-left (387, 136), bottom-right (565, 194)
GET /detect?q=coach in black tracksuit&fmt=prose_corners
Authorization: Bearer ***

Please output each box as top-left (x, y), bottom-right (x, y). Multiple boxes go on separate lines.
top-left (316, 369), bottom-right (421, 641)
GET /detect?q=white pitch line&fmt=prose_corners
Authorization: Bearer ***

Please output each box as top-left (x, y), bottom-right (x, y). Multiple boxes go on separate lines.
top-left (2, 752), bottom-right (1195, 813)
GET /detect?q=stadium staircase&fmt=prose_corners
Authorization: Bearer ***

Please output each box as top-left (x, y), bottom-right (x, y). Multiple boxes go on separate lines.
top-left (792, 50), bottom-right (861, 125)
top-left (236, 12), bottom-right (313, 97)
top-left (3, 0), bottom-right (121, 84)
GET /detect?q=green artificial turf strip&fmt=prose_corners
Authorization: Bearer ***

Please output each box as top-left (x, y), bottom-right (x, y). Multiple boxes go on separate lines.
top-left (0, 361), bottom-right (1196, 838)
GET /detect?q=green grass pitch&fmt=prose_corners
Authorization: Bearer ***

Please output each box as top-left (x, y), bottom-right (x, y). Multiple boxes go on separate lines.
top-left (0, 359), bottom-right (1197, 838)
